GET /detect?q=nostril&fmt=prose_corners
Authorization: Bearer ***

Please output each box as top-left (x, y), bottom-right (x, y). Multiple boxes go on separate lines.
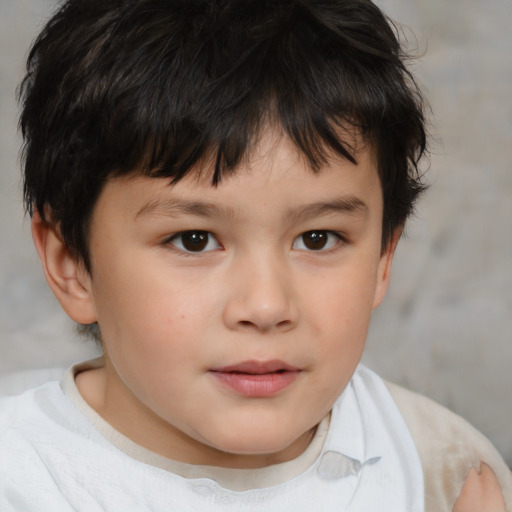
top-left (234, 315), bottom-right (295, 332)
top-left (237, 319), bottom-right (291, 331)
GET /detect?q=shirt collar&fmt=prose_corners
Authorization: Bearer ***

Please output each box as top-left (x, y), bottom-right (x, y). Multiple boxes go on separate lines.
top-left (317, 366), bottom-right (383, 480)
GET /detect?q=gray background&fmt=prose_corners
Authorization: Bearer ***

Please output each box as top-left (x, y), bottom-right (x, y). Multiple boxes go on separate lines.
top-left (1, 0), bottom-right (511, 466)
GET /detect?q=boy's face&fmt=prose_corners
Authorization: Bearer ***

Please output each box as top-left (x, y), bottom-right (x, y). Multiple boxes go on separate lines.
top-left (71, 131), bottom-right (396, 467)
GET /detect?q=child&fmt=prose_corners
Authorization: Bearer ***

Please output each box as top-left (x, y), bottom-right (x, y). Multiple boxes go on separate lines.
top-left (1, 0), bottom-right (510, 510)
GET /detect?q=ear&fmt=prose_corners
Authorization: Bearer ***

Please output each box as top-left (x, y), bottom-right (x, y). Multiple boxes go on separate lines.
top-left (372, 227), bottom-right (402, 310)
top-left (31, 211), bottom-right (97, 324)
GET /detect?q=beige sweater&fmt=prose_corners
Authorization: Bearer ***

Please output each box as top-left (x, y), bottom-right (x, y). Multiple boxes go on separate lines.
top-left (387, 382), bottom-right (512, 512)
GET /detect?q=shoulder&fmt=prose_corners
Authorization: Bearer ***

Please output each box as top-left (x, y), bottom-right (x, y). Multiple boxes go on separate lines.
top-left (0, 382), bottom-right (90, 511)
top-left (385, 381), bottom-right (512, 512)
top-left (0, 380), bottom-right (75, 462)
top-left (0, 381), bottom-right (61, 447)
top-left (0, 386), bottom-right (38, 433)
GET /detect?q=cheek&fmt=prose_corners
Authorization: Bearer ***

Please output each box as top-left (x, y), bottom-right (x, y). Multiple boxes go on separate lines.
top-left (303, 264), bottom-right (378, 372)
top-left (93, 263), bottom-right (222, 366)
top-left (307, 265), bottom-right (377, 330)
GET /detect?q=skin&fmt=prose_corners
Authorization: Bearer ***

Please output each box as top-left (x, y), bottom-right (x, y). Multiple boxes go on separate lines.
top-left (31, 129), bottom-right (506, 506)
top-left (34, 130), bottom-right (395, 467)
top-left (453, 464), bottom-right (505, 512)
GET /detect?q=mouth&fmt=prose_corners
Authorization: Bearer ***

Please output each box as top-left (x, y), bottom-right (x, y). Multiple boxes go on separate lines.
top-left (209, 360), bottom-right (301, 398)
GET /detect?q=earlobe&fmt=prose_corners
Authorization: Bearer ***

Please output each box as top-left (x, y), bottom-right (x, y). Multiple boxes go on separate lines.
top-left (31, 211), bottom-right (97, 324)
top-left (372, 227), bottom-right (402, 310)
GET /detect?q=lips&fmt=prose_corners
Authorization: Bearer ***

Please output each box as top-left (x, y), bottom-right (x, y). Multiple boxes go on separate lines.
top-left (210, 360), bottom-right (301, 398)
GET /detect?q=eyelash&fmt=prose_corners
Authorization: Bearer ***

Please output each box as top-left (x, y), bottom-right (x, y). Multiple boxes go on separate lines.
top-left (164, 230), bottom-right (347, 255)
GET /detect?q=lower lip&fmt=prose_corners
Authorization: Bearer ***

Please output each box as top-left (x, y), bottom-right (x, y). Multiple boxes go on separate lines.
top-left (210, 371), bottom-right (300, 398)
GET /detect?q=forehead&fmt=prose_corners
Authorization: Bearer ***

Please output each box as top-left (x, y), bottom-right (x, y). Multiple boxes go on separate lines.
top-left (95, 131), bottom-right (382, 224)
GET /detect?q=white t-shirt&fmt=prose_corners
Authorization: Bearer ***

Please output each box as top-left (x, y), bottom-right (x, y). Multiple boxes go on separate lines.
top-left (0, 363), bottom-right (424, 511)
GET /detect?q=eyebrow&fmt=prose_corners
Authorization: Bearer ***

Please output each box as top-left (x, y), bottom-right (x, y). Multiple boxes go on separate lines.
top-left (283, 197), bottom-right (369, 223)
top-left (135, 199), bottom-right (233, 219)
top-left (135, 196), bottom-right (369, 221)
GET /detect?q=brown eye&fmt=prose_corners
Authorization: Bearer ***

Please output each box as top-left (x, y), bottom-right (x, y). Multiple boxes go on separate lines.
top-left (170, 231), bottom-right (220, 252)
top-left (303, 231), bottom-right (328, 250)
top-left (292, 230), bottom-right (340, 251)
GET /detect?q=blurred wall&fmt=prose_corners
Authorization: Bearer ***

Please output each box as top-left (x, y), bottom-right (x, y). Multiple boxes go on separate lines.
top-left (1, 0), bottom-right (511, 465)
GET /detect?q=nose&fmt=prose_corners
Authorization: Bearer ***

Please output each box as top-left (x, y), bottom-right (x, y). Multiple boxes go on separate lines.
top-left (222, 254), bottom-right (299, 333)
